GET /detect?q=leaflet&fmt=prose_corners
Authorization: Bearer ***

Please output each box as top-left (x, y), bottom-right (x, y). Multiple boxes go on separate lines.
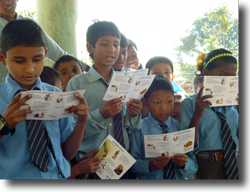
top-left (144, 127), bottom-right (195, 158)
top-left (103, 74), bottom-right (155, 102)
top-left (203, 76), bottom-right (238, 106)
top-left (19, 90), bottom-right (85, 120)
top-left (114, 68), bottom-right (149, 76)
top-left (95, 135), bottom-right (136, 180)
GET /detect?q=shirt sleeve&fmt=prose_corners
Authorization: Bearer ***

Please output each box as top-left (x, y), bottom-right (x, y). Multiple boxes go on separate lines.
top-left (129, 130), bottom-right (156, 179)
top-left (42, 29), bottom-right (69, 62)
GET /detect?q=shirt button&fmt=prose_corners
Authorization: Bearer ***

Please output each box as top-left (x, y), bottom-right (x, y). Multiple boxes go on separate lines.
top-left (109, 123), bottom-right (112, 126)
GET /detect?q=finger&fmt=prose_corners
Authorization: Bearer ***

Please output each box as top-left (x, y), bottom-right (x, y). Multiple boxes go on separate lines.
top-left (15, 109), bottom-right (33, 117)
top-left (8, 92), bottom-right (23, 107)
top-left (74, 93), bottom-right (88, 105)
top-left (12, 115), bottom-right (28, 126)
top-left (196, 86), bottom-right (204, 99)
top-left (109, 98), bottom-right (123, 104)
top-left (15, 94), bottom-right (33, 109)
top-left (201, 95), bottom-right (213, 101)
top-left (127, 101), bottom-right (142, 109)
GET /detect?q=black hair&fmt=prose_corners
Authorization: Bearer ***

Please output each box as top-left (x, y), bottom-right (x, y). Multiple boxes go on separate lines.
top-left (193, 75), bottom-right (204, 92)
top-left (120, 33), bottom-right (128, 48)
top-left (1, 19), bottom-right (45, 57)
top-left (53, 55), bottom-right (83, 72)
top-left (145, 56), bottom-right (174, 74)
top-left (127, 39), bottom-right (138, 50)
top-left (144, 75), bottom-right (174, 100)
top-left (86, 20), bottom-right (120, 60)
top-left (40, 66), bottom-right (62, 86)
top-left (197, 48), bottom-right (238, 76)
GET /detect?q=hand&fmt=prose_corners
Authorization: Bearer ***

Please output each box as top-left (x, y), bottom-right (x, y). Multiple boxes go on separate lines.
top-left (171, 153), bottom-right (188, 168)
top-left (193, 86), bottom-right (213, 119)
top-left (77, 157), bottom-right (105, 174)
top-left (77, 147), bottom-right (99, 162)
top-left (100, 98), bottom-right (122, 119)
top-left (149, 155), bottom-right (170, 170)
top-left (68, 93), bottom-right (89, 122)
top-left (174, 93), bottom-right (183, 101)
top-left (2, 92), bottom-right (32, 128)
top-left (126, 99), bottom-right (143, 116)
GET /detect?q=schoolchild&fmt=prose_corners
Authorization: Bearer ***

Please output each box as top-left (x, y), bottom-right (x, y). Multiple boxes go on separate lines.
top-left (66, 20), bottom-right (142, 179)
top-left (129, 75), bottom-right (197, 179)
top-left (124, 39), bottom-right (143, 70)
top-left (0, 0), bottom-right (89, 84)
top-left (0, 19), bottom-right (88, 179)
top-left (180, 49), bottom-right (239, 179)
top-left (145, 56), bottom-right (187, 98)
top-left (53, 55), bottom-right (84, 92)
top-left (40, 66), bottom-right (62, 90)
top-left (112, 33), bottom-right (130, 72)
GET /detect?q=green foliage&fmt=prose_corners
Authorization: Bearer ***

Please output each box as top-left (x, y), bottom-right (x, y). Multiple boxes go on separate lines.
top-left (174, 3), bottom-right (238, 81)
top-left (80, 50), bottom-right (93, 66)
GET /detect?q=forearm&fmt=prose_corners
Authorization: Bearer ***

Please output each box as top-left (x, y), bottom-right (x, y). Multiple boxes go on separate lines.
top-left (188, 114), bottom-right (201, 144)
top-left (67, 164), bottom-right (82, 179)
top-left (62, 120), bottom-right (87, 160)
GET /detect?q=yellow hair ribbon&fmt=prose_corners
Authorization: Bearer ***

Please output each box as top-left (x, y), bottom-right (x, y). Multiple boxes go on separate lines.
top-left (204, 53), bottom-right (236, 68)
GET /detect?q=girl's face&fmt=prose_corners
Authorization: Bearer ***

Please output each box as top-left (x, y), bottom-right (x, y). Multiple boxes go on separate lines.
top-left (124, 45), bottom-right (139, 70)
top-left (149, 62), bottom-right (173, 81)
top-left (203, 62), bottom-right (237, 76)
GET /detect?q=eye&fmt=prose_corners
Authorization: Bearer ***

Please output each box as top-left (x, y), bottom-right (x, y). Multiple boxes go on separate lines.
top-left (61, 72), bottom-right (67, 76)
top-left (153, 72), bottom-right (159, 75)
top-left (15, 60), bottom-right (23, 64)
top-left (154, 102), bottom-right (159, 104)
top-left (34, 59), bottom-right (42, 62)
top-left (167, 100), bottom-right (172, 103)
top-left (114, 44), bottom-right (119, 47)
top-left (102, 44), bottom-right (107, 46)
top-left (171, 115), bottom-right (177, 118)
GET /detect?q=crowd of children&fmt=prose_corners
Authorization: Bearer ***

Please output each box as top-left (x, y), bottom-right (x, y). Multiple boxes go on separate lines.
top-left (0, 0), bottom-right (239, 180)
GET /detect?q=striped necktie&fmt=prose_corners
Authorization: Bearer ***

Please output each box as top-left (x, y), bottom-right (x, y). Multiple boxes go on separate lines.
top-left (212, 107), bottom-right (239, 179)
top-left (114, 112), bottom-right (125, 148)
top-left (159, 122), bottom-right (175, 179)
top-left (26, 120), bottom-right (49, 172)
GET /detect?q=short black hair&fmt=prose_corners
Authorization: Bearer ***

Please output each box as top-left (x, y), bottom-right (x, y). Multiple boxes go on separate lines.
top-left (144, 75), bottom-right (174, 100)
top-left (86, 20), bottom-right (120, 59)
top-left (1, 19), bottom-right (45, 57)
top-left (145, 56), bottom-right (174, 74)
top-left (53, 55), bottom-right (83, 72)
top-left (120, 33), bottom-right (128, 48)
top-left (40, 66), bottom-right (62, 86)
top-left (127, 39), bottom-right (138, 50)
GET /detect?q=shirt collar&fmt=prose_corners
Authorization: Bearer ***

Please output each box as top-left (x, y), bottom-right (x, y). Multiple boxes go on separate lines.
top-left (5, 73), bottom-right (43, 101)
top-left (88, 66), bottom-right (115, 84)
top-left (148, 113), bottom-right (172, 128)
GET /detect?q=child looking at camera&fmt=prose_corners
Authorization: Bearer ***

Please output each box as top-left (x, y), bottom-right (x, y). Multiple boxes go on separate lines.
top-left (130, 75), bottom-right (197, 179)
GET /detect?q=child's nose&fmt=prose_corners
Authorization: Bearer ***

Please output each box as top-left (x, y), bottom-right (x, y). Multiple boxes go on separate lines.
top-left (108, 44), bottom-right (115, 52)
top-left (24, 63), bottom-right (35, 73)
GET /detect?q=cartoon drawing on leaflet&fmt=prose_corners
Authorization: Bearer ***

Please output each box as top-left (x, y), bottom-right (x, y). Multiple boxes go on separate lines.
top-left (112, 150), bottom-right (120, 159)
top-left (114, 164), bottom-right (123, 175)
top-left (44, 94), bottom-right (52, 101)
top-left (34, 113), bottom-right (45, 118)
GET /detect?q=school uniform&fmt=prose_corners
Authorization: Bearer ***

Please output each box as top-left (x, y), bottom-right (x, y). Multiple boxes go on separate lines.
top-left (120, 67), bottom-right (131, 72)
top-left (171, 81), bottom-right (188, 98)
top-left (180, 93), bottom-right (239, 179)
top-left (66, 67), bottom-right (141, 153)
top-left (130, 113), bottom-right (198, 179)
top-left (0, 74), bottom-right (76, 179)
top-left (0, 13), bottom-right (88, 84)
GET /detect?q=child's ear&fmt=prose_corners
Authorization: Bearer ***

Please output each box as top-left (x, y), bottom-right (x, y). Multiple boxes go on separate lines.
top-left (0, 51), bottom-right (6, 65)
top-left (44, 48), bottom-right (48, 57)
top-left (142, 97), bottom-right (148, 108)
top-left (86, 42), bottom-right (94, 54)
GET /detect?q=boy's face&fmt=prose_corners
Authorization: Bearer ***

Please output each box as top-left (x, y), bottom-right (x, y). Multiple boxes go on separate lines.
top-left (112, 47), bottom-right (127, 71)
top-left (87, 35), bottom-right (120, 67)
top-left (124, 45), bottom-right (139, 70)
top-left (0, 0), bottom-right (17, 21)
top-left (149, 62), bottom-right (173, 82)
top-left (170, 103), bottom-right (181, 122)
top-left (0, 46), bottom-right (47, 90)
top-left (56, 60), bottom-right (82, 91)
top-left (143, 90), bottom-right (174, 123)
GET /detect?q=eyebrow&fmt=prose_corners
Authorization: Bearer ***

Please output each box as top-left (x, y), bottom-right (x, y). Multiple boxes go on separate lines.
top-left (101, 40), bottom-right (120, 43)
top-left (12, 54), bottom-right (44, 59)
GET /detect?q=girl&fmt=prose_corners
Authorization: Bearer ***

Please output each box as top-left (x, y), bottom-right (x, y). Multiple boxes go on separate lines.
top-left (180, 48), bottom-right (239, 179)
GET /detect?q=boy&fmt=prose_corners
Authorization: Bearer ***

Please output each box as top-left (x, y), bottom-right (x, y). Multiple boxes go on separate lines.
top-left (40, 66), bottom-right (62, 90)
top-left (66, 20), bottom-right (142, 179)
top-left (0, 0), bottom-right (89, 84)
top-left (170, 100), bottom-right (182, 122)
top-left (129, 76), bottom-right (197, 179)
top-left (53, 55), bottom-right (86, 92)
top-left (0, 19), bottom-right (88, 179)
top-left (112, 33), bottom-right (130, 72)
